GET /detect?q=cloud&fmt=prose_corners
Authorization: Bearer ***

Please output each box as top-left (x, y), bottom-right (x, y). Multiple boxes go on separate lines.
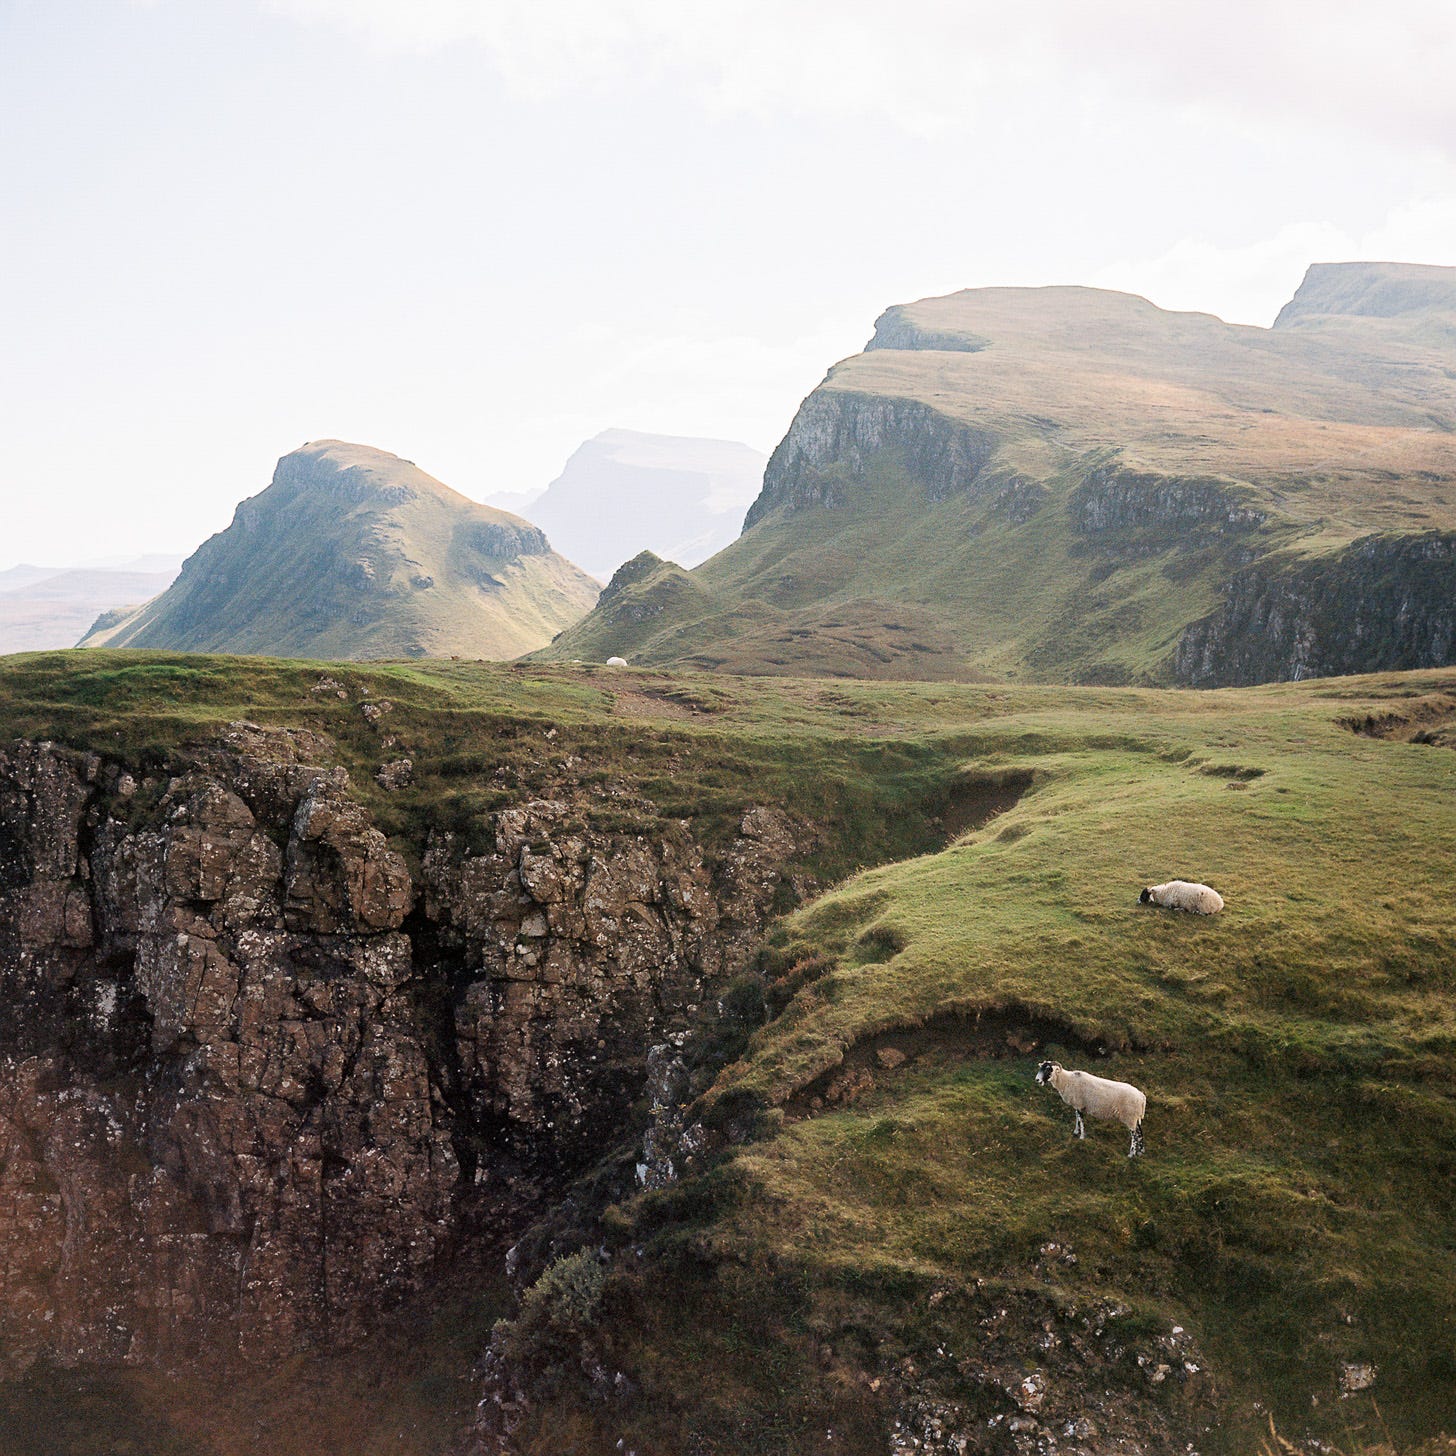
top-left (1094, 197), bottom-right (1456, 326)
top-left (260, 0), bottom-right (1456, 151)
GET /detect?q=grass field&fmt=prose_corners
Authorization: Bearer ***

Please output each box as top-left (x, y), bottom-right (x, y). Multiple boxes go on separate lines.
top-left (0, 651), bottom-right (1453, 1452)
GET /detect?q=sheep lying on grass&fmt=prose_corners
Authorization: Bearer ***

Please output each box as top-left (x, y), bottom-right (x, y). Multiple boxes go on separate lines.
top-left (1139, 879), bottom-right (1223, 915)
top-left (1036, 1060), bottom-right (1146, 1157)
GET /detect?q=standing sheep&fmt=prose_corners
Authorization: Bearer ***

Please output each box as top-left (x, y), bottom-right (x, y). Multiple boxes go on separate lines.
top-left (1139, 879), bottom-right (1223, 915)
top-left (1036, 1060), bottom-right (1146, 1157)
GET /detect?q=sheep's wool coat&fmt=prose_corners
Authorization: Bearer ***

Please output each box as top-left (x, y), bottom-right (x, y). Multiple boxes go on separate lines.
top-left (1142, 879), bottom-right (1223, 915)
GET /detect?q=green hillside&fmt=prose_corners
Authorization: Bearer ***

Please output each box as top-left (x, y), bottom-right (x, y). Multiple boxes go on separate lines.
top-left (79, 440), bottom-right (600, 660)
top-left (542, 263), bottom-right (1456, 687)
top-left (485, 666), bottom-right (1456, 1455)
top-left (0, 650), bottom-right (1452, 1453)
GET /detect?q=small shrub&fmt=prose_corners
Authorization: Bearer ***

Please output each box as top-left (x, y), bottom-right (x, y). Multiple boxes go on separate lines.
top-left (492, 1249), bottom-right (606, 1366)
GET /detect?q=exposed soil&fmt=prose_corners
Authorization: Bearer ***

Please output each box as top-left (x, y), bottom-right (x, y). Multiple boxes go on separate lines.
top-left (785, 1003), bottom-right (1124, 1122)
top-left (1337, 690), bottom-right (1456, 747)
top-left (610, 685), bottom-right (726, 720)
top-left (938, 769), bottom-right (1034, 842)
top-left (611, 689), bottom-right (700, 721)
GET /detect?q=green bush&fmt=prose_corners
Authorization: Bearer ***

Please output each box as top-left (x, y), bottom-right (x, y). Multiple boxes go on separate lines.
top-left (492, 1250), bottom-right (606, 1366)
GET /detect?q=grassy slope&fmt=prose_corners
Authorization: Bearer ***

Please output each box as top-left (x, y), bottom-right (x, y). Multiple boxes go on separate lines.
top-left (544, 450), bottom-right (1288, 683)
top-left (1, 652), bottom-right (1453, 1451)
top-left (541, 280), bottom-right (1456, 682)
top-left (81, 442), bottom-right (600, 661)
top-left (506, 669), bottom-right (1456, 1454)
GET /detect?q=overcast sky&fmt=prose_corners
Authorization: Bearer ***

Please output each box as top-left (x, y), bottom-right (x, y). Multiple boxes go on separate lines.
top-left (3, 0), bottom-right (1454, 569)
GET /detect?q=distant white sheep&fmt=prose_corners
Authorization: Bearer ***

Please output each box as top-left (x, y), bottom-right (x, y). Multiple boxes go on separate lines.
top-left (1139, 879), bottom-right (1223, 915)
top-left (1036, 1060), bottom-right (1146, 1157)
top-left (606, 656), bottom-right (628, 667)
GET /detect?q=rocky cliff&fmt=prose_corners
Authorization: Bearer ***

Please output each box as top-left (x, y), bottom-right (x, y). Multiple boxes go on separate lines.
top-left (1272, 259), bottom-right (1456, 327)
top-left (745, 393), bottom-right (997, 528)
top-left (0, 725), bottom-right (806, 1372)
top-left (1172, 530), bottom-right (1456, 685)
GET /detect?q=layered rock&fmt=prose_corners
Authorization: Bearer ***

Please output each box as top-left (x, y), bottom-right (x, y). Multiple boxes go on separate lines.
top-left (0, 731), bottom-right (807, 1372)
top-left (1172, 530), bottom-right (1456, 685)
top-left (1068, 461), bottom-right (1268, 537)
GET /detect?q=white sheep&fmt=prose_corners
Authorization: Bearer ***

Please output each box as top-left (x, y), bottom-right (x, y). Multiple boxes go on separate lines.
top-left (1139, 879), bottom-right (1223, 915)
top-left (1036, 1060), bottom-right (1146, 1157)
top-left (605, 656), bottom-right (628, 667)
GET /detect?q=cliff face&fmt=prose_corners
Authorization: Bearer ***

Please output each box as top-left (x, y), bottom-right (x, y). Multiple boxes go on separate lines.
top-left (1172, 531), bottom-right (1456, 686)
top-left (0, 729), bottom-right (805, 1372)
top-left (1068, 461), bottom-right (1268, 537)
top-left (1273, 260), bottom-right (1456, 327)
top-left (745, 393), bottom-right (997, 528)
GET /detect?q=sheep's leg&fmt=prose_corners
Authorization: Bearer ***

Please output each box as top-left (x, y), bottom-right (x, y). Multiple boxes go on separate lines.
top-left (1129, 1121), bottom-right (1145, 1158)
top-left (1073, 1110), bottom-right (1085, 1140)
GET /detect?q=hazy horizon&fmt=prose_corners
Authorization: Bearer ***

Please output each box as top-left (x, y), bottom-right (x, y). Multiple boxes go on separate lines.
top-left (4, 0), bottom-right (1454, 571)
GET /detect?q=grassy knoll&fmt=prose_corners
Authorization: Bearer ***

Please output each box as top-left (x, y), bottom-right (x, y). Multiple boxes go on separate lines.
top-left (2, 652), bottom-right (1454, 1451)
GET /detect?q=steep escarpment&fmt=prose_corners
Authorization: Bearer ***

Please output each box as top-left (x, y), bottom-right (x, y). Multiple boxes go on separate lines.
top-left (1173, 530), bottom-right (1456, 685)
top-left (1272, 260), bottom-right (1456, 327)
top-left (744, 393), bottom-right (997, 527)
top-left (0, 724), bottom-right (806, 1373)
top-left (541, 265), bottom-right (1456, 685)
top-left (77, 441), bottom-right (600, 660)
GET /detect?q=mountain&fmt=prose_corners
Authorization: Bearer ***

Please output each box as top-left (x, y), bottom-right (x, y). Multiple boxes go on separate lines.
top-left (490, 428), bottom-right (768, 580)
top-left (78, 440), bottom-right (600, 660)
top-left (541, 262), bottom-right (1456, 686)
top-left (0, 559), bottom-right (182, 655)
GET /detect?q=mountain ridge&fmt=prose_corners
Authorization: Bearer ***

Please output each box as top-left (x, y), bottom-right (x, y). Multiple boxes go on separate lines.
top-left (541, 262), bottom-right (1456, 685)
top-left (494, 428), bottom-right (768, 581)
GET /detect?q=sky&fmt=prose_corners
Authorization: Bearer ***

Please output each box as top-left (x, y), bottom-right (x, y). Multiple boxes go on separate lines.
top-left (2, 0), bottom-right (1454, 569)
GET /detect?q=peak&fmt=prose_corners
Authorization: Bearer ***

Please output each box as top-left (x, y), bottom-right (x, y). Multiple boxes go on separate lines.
top-left (274, 439), bottom-right (445, 498)
top-left (1274, 261), bottom-right (1456, 328)
top-left (604, 550), bottom-right (667, 590)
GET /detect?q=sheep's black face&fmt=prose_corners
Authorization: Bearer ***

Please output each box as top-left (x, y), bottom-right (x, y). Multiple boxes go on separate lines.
top-left (1139, 887), bottom-right (1153, 904)
top-left (1035, 1061), bottom-right (1054, 1085)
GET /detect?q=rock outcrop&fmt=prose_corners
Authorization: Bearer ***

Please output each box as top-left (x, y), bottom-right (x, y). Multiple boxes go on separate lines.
top-left (745, 394), bottom-right (997, 527)
top-left (0, 731), bottom-right (808, 1372)
top-left (1172, 530), bottom-right (1456, 686)
top-left (1068, 461), bottom-right (1268, 537)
